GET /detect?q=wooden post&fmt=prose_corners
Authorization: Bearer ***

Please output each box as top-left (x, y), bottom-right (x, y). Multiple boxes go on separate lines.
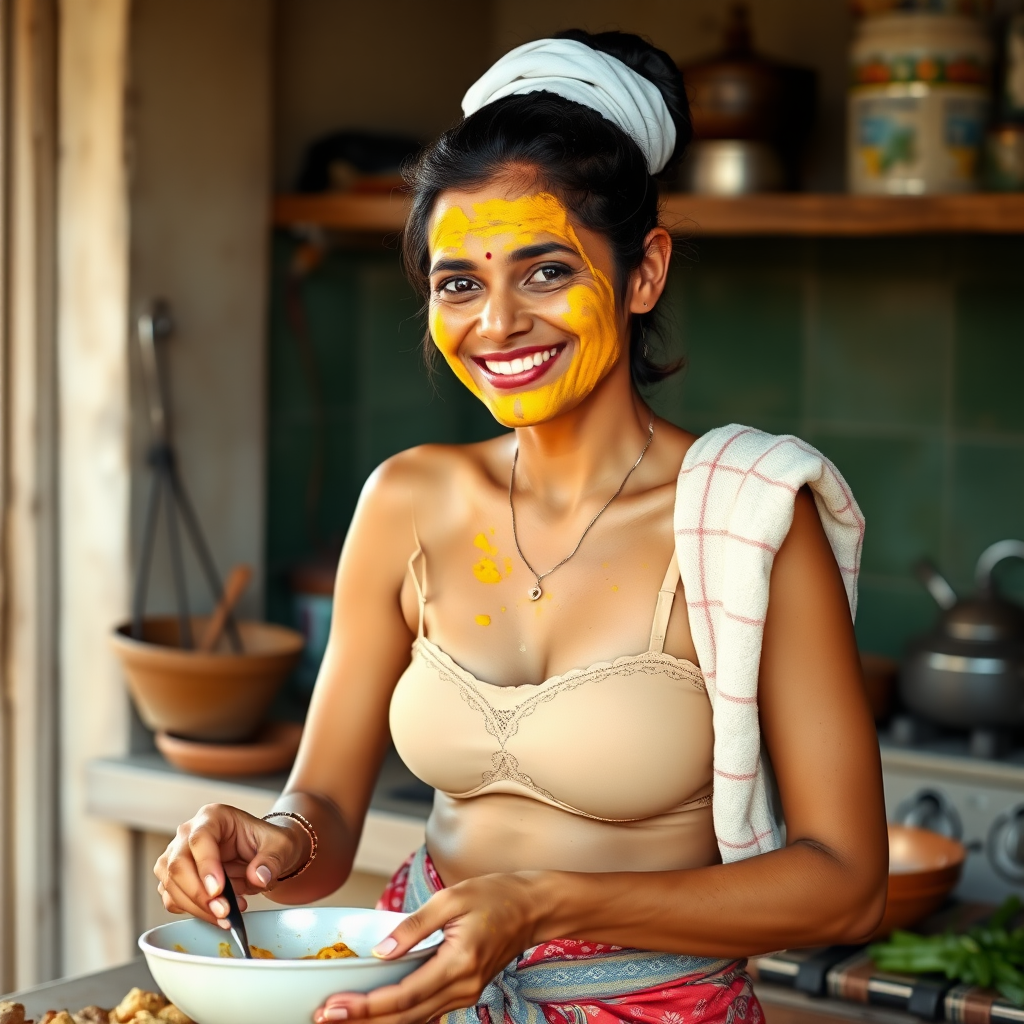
top-left (56, 0), bottom-right (134, 974)
top-left (0, 0), bottom-right (61, 992)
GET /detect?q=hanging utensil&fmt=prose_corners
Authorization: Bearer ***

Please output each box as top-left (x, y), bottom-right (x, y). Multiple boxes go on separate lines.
top-left (133, 299), bottom-right (243, 653)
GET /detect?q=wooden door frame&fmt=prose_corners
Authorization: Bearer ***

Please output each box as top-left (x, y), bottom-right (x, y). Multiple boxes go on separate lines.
top-left (0, 0), bottom-right (60, 992)
top-left (0, 0), bottom-right (134, 991)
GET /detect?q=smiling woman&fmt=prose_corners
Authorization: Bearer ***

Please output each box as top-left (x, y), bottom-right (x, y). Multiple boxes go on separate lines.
top-left (427, 190), bottom-right (622, 426)
top-left (154, 27), bottom-right (888, 1024)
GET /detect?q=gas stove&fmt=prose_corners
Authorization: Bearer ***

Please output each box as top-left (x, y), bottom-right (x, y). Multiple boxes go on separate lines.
top-left (880, 715), bottom-right (1024, 903)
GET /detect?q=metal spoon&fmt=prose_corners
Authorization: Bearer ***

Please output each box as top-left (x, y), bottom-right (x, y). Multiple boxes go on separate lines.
top-left (220, 875), bottom-right (252, 959)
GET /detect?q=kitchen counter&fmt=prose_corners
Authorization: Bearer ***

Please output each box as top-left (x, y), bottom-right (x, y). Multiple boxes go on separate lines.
top-left (1, 962), bottom-right (923, 1024)
top-left (85, 748), bottom-right (430, 875)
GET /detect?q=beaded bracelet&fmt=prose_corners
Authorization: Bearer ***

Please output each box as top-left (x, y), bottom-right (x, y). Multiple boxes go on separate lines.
top-left (261, 810), bottom-right (318, 881)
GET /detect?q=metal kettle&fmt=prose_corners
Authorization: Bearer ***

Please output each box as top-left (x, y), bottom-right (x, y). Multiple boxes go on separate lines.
top-left (900, 540), bottom-right (1024, 744)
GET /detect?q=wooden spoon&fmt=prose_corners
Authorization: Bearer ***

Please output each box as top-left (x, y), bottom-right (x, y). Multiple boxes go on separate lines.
top-left (199, 565), bottom-right (252, 653)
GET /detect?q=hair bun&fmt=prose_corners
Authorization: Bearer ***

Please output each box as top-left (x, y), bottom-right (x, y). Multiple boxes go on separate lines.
top-left (554, 29), bottom-right (692, 173)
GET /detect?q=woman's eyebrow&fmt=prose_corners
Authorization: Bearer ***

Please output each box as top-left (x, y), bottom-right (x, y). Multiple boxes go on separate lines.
top-left (429, 257), bottom-right (477, 275)
top-left (507, 242), bottom-right (578, 262)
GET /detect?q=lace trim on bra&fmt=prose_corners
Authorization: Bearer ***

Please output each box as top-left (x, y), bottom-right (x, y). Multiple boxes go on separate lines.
top-left (412, 637), bottom-right (710, 823)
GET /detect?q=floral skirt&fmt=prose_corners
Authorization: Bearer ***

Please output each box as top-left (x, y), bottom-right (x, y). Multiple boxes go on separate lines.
top-left (377, 847), bottom-right (763, 1024)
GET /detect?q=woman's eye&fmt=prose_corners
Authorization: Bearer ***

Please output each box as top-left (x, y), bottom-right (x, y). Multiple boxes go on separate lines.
top-left (438, 277), bottom-right (480, 295)
top-left (527, 264), bottom-right (571, 286)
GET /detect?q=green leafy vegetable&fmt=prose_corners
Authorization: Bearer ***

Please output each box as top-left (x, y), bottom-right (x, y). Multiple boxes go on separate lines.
top-left (868, 896), bottom-right (1024, 1007)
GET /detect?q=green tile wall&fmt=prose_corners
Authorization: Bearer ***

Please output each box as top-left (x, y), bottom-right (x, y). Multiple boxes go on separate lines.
top-left (267, 231), bottom-right (1024, 658)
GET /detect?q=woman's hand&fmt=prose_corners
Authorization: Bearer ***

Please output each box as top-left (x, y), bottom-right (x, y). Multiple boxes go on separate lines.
top-left (314, 872), bottom-right (542, 1024)
top-left (153, 803), bottom-right (310, 928)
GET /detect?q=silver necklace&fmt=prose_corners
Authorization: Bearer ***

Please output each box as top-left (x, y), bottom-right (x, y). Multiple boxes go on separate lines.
top-left (509, 417), bottom-right (655, 602)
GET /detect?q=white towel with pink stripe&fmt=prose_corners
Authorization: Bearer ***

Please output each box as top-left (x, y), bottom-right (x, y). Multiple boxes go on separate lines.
top-left (675, 424), bottom-right (865, 864)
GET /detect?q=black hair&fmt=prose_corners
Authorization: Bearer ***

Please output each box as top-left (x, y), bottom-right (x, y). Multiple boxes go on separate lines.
top-left (401, 29), bottom-right (692, 389)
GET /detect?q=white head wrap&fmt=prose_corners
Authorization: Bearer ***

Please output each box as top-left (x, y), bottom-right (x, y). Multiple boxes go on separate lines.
top-left (461, 38), bottom-right (677, 175)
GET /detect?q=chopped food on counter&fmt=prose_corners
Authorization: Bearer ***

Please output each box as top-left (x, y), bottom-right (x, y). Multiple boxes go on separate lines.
top-left (112, 989), bottom-right (167, 1023)
top-left (0, 990), bottom-right (192, 1024)
top-left (0, 1002), bottom-right (25, 1024)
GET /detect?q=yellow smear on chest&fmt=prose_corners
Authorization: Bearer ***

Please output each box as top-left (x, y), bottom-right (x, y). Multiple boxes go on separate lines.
top-left (472, 558), bottom-right (502, 584)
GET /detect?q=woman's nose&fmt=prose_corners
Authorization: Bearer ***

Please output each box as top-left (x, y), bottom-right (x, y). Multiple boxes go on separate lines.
top-left (478, 288), bottom-right (530, 345)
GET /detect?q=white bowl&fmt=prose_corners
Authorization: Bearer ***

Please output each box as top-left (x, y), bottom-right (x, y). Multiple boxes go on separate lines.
top-left (139, 907), bottom-right (443, 1024)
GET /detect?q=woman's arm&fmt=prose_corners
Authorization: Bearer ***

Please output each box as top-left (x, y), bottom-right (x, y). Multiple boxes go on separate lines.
top-left (526, 486), bottom-right (888, 953)
top-left (322, 488), bottom-right (888, 1023)
top-left (154, 452), bottom-right (425, 921)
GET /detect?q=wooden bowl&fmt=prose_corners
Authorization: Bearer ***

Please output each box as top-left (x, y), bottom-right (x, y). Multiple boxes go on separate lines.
top-left (111, 617), bottom-right (304, 742)
top-left (156, 721), bottom-right (304, 777)
top-left (870, 824), bottom-right (966, 939)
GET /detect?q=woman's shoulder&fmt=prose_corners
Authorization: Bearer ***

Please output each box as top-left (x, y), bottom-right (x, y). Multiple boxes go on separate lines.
top-left (360, 436), bottom-right (514, 511)
top-left (679, 423), bottom-right (830, 478)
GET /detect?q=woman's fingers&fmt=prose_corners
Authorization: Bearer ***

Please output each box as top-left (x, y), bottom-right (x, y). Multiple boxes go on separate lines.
top-left (317, 950), bottom-right (479, 1023)
top-left (370, 893), bottom-right (453, 960)
top-left (244, 822), bottom-right (304, 890)
top-left (155, 803), bottom-right (311, 926)
top-left (160, 871), bottom-right (221, 926)
top-left (155, 881), bottom-right (183, 915)
top-left (186, 805), bottom-right (235, 899)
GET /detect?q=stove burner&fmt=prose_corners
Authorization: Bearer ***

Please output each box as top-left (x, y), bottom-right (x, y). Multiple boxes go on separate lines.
top-left (886, 714), bottom-right (1024, 763)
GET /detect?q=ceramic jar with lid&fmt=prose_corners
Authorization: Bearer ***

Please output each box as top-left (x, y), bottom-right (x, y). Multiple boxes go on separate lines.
top-left (848, 14), bottom-right (992, 193)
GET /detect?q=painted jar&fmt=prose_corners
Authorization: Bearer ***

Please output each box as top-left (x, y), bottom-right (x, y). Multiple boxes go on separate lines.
top-left (848, 14), bottom-right (992, 193)
top-left (288, 562), bottom-right (336, 694)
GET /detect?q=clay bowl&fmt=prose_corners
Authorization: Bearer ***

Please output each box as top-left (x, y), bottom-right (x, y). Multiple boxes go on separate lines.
top-left (156, 721), bottom-right (304, 777)
top-left (111, 617), bottom-right (304, 742)
top-left (870, 824), bottom-right (966, 939)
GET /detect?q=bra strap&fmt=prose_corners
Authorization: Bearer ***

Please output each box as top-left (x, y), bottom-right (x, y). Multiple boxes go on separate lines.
top-left (407, 546), bottom-right (427, 639)
top-left (648, 554), bottom-right (681, 654)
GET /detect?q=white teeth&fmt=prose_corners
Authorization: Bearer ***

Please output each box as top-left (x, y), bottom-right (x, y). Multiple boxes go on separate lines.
top-left (483, 348), bottom-right (560, 375)
top-left (484, 360), bottom-right (513, 374)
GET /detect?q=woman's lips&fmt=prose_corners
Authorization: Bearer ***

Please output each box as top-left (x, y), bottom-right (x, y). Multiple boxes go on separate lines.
top-left (471, 344), bottom-right (566, 390)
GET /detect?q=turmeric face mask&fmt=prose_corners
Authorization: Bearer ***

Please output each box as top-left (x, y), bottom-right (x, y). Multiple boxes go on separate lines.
top-left (428, 191), bottom-right (622, 427)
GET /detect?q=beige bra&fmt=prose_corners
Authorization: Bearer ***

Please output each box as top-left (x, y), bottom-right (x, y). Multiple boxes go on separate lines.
top-left (389, 550), bottom-right (715, 824)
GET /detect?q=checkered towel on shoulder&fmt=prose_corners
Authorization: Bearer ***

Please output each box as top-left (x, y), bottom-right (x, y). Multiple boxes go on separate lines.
top-left (675, 425), bottom-right (864, 864)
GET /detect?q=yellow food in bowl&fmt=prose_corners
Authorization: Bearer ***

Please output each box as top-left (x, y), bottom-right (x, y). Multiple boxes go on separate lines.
top-left (216, 940), bottom-right (358, 960)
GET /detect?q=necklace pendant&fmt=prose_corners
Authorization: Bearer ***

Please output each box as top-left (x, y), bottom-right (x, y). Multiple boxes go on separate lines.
top-left (528, 583), bottom-right (543, 602)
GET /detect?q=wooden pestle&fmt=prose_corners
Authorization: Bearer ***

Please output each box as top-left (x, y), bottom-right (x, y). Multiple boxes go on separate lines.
top-left (198, 565), bottom-right (252, 652)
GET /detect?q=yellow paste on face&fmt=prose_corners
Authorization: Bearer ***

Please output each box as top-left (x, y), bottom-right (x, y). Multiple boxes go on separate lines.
top-left (475, 614), bottom-right (491, 626)
top-left (429, 193), bottom-right (621, 427)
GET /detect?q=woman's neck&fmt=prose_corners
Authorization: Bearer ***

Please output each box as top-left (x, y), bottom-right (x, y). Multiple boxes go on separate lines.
top-left (510, 360), bottom-right (652, 515)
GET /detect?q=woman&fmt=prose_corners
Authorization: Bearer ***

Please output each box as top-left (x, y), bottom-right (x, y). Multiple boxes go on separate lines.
top-left (155, 30), bottom-right (888, 1024)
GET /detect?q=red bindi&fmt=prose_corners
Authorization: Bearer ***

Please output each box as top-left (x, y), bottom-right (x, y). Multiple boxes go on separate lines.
top-left (485, 252), bottom-right (492, 259)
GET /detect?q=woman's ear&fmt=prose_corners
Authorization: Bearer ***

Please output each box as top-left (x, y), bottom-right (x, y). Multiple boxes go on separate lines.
top-left (628, 227), bottom-right (673, 314)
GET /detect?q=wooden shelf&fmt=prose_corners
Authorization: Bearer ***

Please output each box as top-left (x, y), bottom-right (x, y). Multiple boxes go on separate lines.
top-left (273, 191), bottom-right (1024, 237)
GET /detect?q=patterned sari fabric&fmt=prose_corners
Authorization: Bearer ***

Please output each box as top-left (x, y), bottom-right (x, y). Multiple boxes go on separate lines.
top-left (377, 847), bottom-right (763, 1024)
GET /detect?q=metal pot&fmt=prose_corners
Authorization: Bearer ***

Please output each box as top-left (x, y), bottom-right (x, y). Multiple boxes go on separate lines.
top-left (677, 140), bottom-right (786, 195)
top-left (679, 3), bottom-right (816, 191)
top-left (900, 540), bottom-right (1024, 734)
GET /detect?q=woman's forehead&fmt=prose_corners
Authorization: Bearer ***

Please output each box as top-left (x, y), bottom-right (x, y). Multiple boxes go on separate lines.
top-left (429, 189), bottom-right (574, 250)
